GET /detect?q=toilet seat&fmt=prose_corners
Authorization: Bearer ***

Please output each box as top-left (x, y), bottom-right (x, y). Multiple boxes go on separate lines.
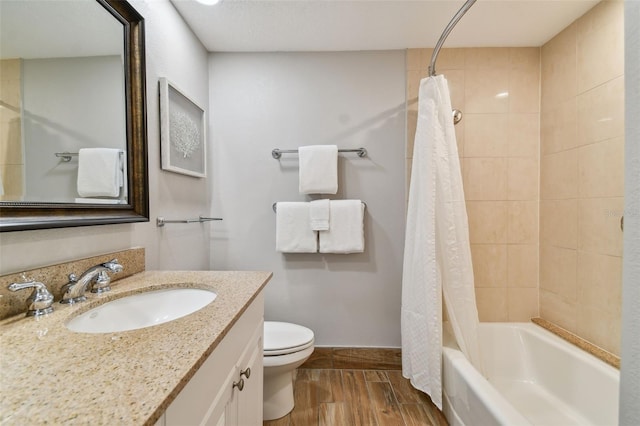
top-left (264, 321), bottom-right (314, 356)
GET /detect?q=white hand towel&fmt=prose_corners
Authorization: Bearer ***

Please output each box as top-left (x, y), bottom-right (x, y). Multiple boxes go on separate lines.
top-left (276, 202), bottom-right (318, 253)
top-left (77, 148), bottom-right (122, 198)
top-left (310, 199), bottom-right (330, 231)
top-left (298, 145), bottom-right (338, 194)
top-left (319, 200), bottom-right (364, 254)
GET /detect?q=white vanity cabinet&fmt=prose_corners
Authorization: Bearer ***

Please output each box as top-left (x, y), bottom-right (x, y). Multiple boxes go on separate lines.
top-left (160, 292), bottom-right (264, 426)
top-left (223, 332), bottom-right (264, 426)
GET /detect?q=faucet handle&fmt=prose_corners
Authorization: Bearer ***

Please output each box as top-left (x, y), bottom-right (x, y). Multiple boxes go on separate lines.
top-left (8, 280), bottom-right (54, 317)
top-left (103, 259), bottom-right (123, 273)
top-left (91, 270), bottom-right (112, 294)
top-left (91, 259), bottom-right (122, 294)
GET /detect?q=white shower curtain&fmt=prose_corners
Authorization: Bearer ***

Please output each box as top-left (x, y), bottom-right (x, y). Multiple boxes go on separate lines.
top-left (401, 75), bottom-right (483, 410)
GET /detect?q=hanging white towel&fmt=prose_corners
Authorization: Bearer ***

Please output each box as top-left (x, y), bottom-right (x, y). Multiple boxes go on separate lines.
top-left (309, 199), bottom-right (330, 231)
top-left (298, 145), bottom-right (338, 194)
top-left (318, 200), bottom-right (364, 254)
top-left (77, 148), bottom-right (122, 198)
top-left (275, 202), bottom-right (318, 253)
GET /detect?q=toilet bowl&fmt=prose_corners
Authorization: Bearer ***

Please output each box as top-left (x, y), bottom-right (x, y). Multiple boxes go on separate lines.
top-left (263, 321), bottom-right (315, 421)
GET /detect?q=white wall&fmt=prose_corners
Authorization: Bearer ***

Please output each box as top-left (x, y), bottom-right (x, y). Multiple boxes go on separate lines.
top-left (209, 51), bottom-right (406, 347)
top-left (0, 0), bottom-right (211, 274)
top-left (23, 55), bottom-right (125, 202)
top-left (620, 1), bottom-right (640, 423)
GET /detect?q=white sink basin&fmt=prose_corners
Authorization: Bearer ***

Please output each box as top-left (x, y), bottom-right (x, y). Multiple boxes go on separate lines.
top-left (66, 288), bottom-right (217, 333)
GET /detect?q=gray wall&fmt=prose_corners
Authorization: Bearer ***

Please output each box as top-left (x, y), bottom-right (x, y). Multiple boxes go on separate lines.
top-left (209, 51), bottom-right (406, 347)
top-left (0, 0), bottom-right (211, 274)
top-left (621, 1), bottom-right (640, 423)
top-left (23, 55), bottom-right (125, 202)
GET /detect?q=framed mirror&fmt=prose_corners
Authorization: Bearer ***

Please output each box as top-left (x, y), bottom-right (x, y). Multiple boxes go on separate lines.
top-left (0, 0), bottom-right (148, 232)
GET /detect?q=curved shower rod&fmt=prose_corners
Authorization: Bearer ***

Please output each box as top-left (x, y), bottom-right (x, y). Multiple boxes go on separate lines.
top-left (428, 0), bottom-right (478, 77)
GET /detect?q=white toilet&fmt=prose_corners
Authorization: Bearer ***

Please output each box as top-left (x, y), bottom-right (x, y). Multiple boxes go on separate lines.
top-left (263, 321), bottom-right (315, 421)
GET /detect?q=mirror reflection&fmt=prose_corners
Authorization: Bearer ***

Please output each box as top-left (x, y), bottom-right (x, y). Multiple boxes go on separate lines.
top-left (0, 0), bottom-right (127, 204)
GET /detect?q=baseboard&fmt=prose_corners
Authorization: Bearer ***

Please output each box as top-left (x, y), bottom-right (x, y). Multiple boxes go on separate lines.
top-left (301, 347), bottom-right (402, 370)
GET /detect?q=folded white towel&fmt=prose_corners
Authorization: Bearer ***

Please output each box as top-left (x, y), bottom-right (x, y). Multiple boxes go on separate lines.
top-left (276, 202), bottom-right (318, 253)
top-left (319, 200), bottom-right (365, 254)
top-left (310, 199), bottom-right (330, 231)
top-left (77, 148), bottom-right (122, 198)
top-left (298, 145), bottom-right (338, 194)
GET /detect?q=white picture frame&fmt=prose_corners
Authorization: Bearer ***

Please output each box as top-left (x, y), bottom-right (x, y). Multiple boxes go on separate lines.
top-left (159, 77), bottom-right (206, 178)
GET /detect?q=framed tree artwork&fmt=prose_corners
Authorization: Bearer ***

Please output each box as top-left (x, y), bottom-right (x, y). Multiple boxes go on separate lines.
top-left (159, 78), bottom-right (206, 178)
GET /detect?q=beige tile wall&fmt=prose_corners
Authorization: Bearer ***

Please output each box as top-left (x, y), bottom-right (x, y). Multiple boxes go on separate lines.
top-left (0, 58), bottom-right (24, 200)
top-left (406, 47), bottom-right (540, 322)
top-left (405, 1), bottom-right (623, 355)
top-left (539, 0), bottom-right (624, 355)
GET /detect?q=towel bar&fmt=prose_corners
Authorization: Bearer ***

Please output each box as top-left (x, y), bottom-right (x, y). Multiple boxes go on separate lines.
top-left (55, 151), bottom-right (124, 163)
top-left (272, 201), bottom-right (366, 213)
top-left (157, 216), bottom-right (223, 227)
top-left (271, 147), bottom-right (367, 160)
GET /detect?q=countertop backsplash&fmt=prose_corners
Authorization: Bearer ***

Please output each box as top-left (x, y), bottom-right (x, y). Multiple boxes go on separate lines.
top-left (0, 247), bottom-right (145, 320)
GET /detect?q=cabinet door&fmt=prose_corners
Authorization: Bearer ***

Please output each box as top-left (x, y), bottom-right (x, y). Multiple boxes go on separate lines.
top-left (203, 366), bottom-right (238, 426)
top-left (236, 333), bottom-right (264, 425)
top-left (164, 292), bottom-right (264, 426)
top-left (223, 375), bottom-right (239, 426)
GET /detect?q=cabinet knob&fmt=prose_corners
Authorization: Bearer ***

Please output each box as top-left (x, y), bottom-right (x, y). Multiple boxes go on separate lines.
top-left (233, 378), bottom-right (244, 391)
top-left (240, 367), bottom-right (251, 379)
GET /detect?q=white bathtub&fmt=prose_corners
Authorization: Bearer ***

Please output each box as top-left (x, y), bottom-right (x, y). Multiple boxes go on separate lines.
top-left (442, 323), bottom-right (620, 426)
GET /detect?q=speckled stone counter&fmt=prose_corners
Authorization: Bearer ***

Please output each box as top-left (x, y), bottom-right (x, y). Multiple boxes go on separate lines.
top-left (0, 270), bottom-right (272, 425)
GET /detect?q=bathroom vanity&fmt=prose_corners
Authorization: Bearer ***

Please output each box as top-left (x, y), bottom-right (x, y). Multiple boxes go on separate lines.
top-left (161, 286), bottom-right (264, 425)
top-left (0, 270), bottom-right (271, 425)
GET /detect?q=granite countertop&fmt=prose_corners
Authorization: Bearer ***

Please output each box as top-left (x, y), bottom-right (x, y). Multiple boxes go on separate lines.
top-left (0, 270), bottom-right (272, 425)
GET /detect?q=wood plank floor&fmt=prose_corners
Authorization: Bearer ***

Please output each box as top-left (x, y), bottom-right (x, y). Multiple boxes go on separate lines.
top-left (263, 369), bottom-right (449, 426)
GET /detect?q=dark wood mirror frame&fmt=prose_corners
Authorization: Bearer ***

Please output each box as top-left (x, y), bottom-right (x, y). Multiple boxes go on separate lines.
top-left (0, 0), bottom-right (149, 232)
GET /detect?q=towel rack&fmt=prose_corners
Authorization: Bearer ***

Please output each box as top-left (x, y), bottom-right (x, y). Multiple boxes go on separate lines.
top-left (55, 152), bottom-right (78, 162)
top-left (272, 201), bottom-right (366, 212)
top-left (272, 147), bottom-right (367, 160)
top-left (55, 151), bottom-right (124, 162)
top-left (156, 216), bottom-right (223, 227)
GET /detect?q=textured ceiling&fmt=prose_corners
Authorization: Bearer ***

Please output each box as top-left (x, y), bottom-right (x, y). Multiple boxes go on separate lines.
top-left (171, 0), bottom-right (600, 52)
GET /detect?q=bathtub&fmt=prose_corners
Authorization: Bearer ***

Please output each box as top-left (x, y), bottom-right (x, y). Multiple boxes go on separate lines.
top-left (442, 323), bottom-right (620, 426)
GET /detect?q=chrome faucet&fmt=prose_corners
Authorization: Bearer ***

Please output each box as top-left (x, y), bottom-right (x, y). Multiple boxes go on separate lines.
top-left (60, 259), bottom-right (123, 304)
top-left (8, 278), bottom-right (55, 317)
